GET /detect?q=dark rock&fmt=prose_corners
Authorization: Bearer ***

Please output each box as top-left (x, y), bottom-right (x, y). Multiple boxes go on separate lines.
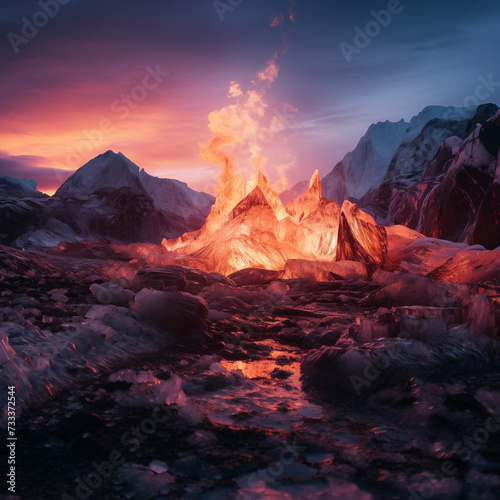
top-left (469, 166), bottom-right (500, 250)
top-left (89, 282), bottom-right (135, 305)
top-left (336, 201), bottom-right (388, 271)
top-left (131, 288), bottom-right (208, 333)
top-left (0, 244), bottom-right (63, 275)
top-left (270, 368), bottom-right (293, 379)
top-left (418, 164), bottom-right (492, 243)
top-left (228, 267), bottom-right (281, 286)
top-left (132, 267), bottom-right (188, 292)
top-left (479, 120), bottom-right (500, 158)
top-left (301, 335), bottom-right (500, 394)
top-left (365, 271), bottom-right (453, 307)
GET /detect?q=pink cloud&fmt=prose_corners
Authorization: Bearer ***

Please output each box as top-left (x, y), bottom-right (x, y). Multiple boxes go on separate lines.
top-left (288, 0), bottom-right (297, 22)
top-left (270, 13), bottom-right (284, 28)
top-left (257, 54), bottom-right (279, 84)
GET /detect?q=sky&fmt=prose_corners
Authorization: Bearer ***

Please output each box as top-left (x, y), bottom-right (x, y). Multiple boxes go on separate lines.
top-left (1, 0), bottom-right (499, 195)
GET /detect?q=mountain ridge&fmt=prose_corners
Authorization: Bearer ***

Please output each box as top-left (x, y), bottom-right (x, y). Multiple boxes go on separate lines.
top-left (0, 151), bottom-right (215, 249)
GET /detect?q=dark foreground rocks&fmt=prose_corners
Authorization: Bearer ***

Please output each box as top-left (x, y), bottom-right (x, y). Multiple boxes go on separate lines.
top-left (1, 243), bottom-right (500, 499)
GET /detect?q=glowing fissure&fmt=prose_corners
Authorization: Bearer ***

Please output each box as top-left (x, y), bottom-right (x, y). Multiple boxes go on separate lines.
top-left (162, 169), bottom-right (387, 276)
top-left (163, 31), bottom-right (386, 275)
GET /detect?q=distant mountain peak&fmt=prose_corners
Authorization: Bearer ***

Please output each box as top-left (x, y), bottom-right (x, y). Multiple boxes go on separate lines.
top-left (55, 151), bottom-right (142, 197)
top-left (54, 151), bottom-right (214, 223)
top-left (0, 176), bottom-right (46, 198)
top-left (3, 151), bottom-right (215, 249)
top-left (102, 149), bottom-right (125, 158)
top-left (321, 103), bottom-right (498, 205)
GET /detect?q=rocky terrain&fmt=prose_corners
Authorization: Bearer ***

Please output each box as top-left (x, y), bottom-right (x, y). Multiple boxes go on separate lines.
top-left (1, 219), bottom-right (499, 499)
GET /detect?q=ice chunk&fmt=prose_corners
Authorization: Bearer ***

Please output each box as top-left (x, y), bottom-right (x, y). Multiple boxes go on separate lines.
top-left (400, 315), bottom-right (447, 341)
top-left (148, 460), bottom-right (169, 474)
top-left (368, 271), bottom-right (454, 307)
top-left (132, 267), bottom-right (188, 292)
top-left (428, 247), bottom-right (500, 284)
top-left (228, 267), bottom-right (281, 286)
top-left (200, 283), bottom-right (256, 304)
top-left (468, 295), bottom-right (497, 337)
top-left (48, 289), bottom-right (69, 303)
top-left (337, 200), bottom-right (388, 269)
top-left (475, 388), bottom-right (500, 414)
top-left (90, 282), bottom-right (134, 305)
top-left (207, 309), bottom-right (229, 321)
top-left (191, 355), bottom-right (222, 373)
top-left (154, 374), bottom-right (187, 406)
top-left (266, 281), bottom-right (289, 301)
top-left (131, 288), bottom-right (208, 333)
top-left (281, 259), bottom-right (367, 282)
top-left (354, 317), bottom-right (396, 342)
top-left (209, 362), bottom-right (228, 373)
top-left (115, 463), bottom-right (174, 498)
top-left (301, 335), bottom-right (500, 394)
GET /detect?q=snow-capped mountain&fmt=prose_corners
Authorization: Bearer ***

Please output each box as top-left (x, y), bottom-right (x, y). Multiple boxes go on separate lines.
top-left (55, 151), bottom-right (142, 196)
top-left (384, 109), bottom-right (500, 248)
top-left (384, 104), bottom-right (493, 183)
top-left (56, 150), bottom-right (214, 219)
top-left (321, 105), bottom-right (487, 205)
top-left (322, 118), bottom-right (409, 203)
top-left (0, 151), bottom-right (214, 249)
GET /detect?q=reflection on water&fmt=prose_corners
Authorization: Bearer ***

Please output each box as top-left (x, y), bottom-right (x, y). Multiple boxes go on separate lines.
top-left (222, 359), bottom-right (281, 380)
top-left (192, 340), bottom-right (324, 431)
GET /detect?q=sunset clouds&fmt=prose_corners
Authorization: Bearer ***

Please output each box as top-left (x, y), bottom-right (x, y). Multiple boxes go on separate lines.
top-left (1, 0), bottom-right (499, 195)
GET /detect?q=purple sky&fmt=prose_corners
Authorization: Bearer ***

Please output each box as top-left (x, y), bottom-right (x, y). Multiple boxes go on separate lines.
top-left (1, 0), bottom-right (499, 194)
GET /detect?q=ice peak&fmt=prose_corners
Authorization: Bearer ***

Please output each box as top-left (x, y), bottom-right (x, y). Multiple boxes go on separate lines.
top-left (56, 151), bottom-right (142, 196)
top-left (308, 169), bottom-right (321, 194)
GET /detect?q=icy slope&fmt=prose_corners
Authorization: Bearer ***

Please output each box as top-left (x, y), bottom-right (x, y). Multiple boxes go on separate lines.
top-left (322, 119), bottom-right (409, 203)
top-left (383, 109), bottom-right (500, 248)
top-left (321, 104), bottom-right (495, 206)
top-left (1, 151), bottom-right (214, 249)
top-left (56, 150), bottom-right (214, 219)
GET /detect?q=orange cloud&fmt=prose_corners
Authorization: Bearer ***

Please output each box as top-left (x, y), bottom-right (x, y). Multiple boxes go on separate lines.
top-left (228, 81), bottom-right (243, 98)
top-left (0, 65), bottom-right (230, 194)
top-left (257, 53), bottom-right (279, 84)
